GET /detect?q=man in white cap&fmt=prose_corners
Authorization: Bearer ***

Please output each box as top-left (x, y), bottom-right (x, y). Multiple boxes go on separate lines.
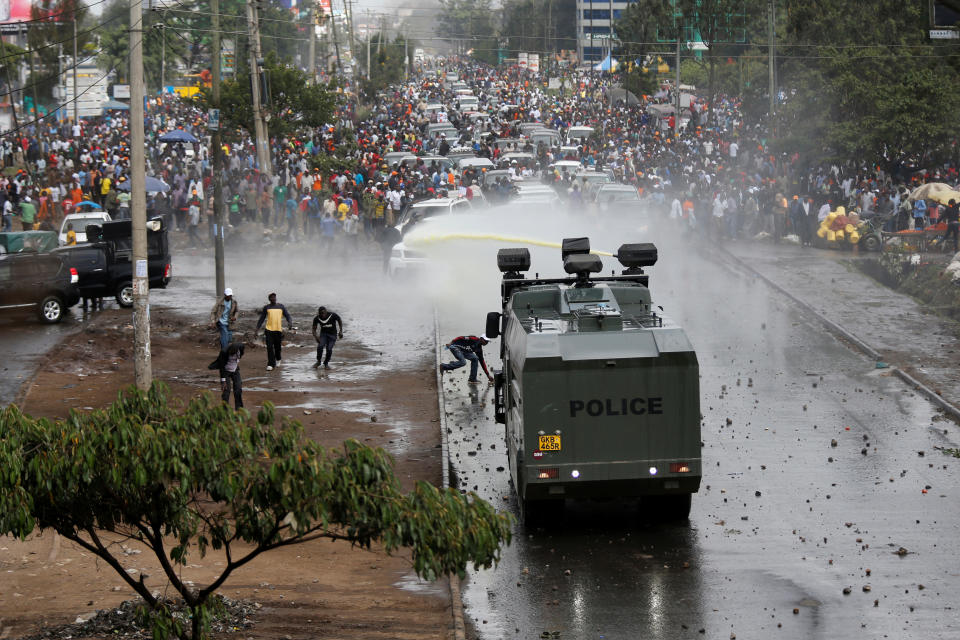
top-left (440, 334), bottom-right (493, 384)
top-left (209, 288), bottom-right (238, 351)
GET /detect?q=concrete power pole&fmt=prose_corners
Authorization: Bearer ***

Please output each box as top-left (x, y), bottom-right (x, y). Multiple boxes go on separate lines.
top-left (246, 0), bottom-right (271, 179)
top-left (768, 0), bottom-right (776, 125)
top-left (72, 16), bottom-right (78, 124)
top-left (307, 0), bottom-right (316, 84)
top-left (345, 0), bottom-right (357, 92)
top-left (366, 9), bottom-right (371, 79)
top-left (674, 37), bottom-right (680, 135)
top-left (212, 0), bottom-right (225, 297)
top-left (129, 0), bottom-right (152, 389)
top-left (330, 0), bottom-right (342, 76)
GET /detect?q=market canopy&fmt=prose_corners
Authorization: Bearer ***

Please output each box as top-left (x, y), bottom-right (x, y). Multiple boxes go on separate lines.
top-left (605, 87), bottom-right (640, 106)
top-left (102, 99), bottom-right (130, 111)
top-left (909, 182), bottom-right (960, 205)
top-left (116, 176), bottom-right (171, 193)
top-left (157, 129), bottom-right (198, 143)
top-left (593, 54), bottom-right (619, 73)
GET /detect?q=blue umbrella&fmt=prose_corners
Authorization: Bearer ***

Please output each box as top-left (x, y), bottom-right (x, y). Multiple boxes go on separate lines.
top-left (157, 129), bottom-right (198, 143)
top-left (116, 176), bottom-right (171, 193)
top-left (75, 200), bottom-right (103, 209)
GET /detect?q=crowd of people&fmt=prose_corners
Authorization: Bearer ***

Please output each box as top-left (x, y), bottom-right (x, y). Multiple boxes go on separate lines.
top-left (1, 58), bottom-right (958, 257)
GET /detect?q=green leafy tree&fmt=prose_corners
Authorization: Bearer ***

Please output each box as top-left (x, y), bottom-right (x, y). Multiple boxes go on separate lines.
top-left (196, 53), bottom-right (340, 138)
top-left (776, 0), bottom-right (960, 166)
top-left (24, 0), bottom-right (91, 107)
top-left (614, 0), bottom-right (677, 94)
top-left (438, 0), bottom-right (497, 59)
top-left (615, 0), bottom-right (763, 106)
top-left (0, 384), bottom-right (513, 640)
top-left (499, 0), bottom-right (577, 55)
top-left (359, 33), bottom-right (415, 98)
top-left (97, 0), bottom-right (188, 90)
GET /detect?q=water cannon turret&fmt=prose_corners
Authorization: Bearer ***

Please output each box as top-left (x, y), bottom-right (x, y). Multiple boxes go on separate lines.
top-left (561, 237), bottom-right (591, 260)
top-left (497, 247), bottom-right (531, 280)
top-left (561, 237), bottom-right (600, 286)
top-left (563, 253), bottom-right (602, 287)
top-left (615, 243), bottom-right (658, 275)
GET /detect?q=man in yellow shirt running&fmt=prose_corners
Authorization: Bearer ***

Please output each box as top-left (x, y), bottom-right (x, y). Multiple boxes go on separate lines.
top-left (255, 292), bottom-right (292, 371)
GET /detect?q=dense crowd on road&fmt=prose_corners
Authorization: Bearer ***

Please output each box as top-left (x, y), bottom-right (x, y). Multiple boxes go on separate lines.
top-left (2, 58), bottom-right (959, 256)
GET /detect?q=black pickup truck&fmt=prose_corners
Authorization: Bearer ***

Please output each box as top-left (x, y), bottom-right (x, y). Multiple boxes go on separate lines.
top-left (52, 217), bottom-right (172, 307)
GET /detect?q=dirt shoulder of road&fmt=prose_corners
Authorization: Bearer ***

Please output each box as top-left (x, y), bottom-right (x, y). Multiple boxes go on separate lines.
top-left (0, 307), bottom-right (452, 640)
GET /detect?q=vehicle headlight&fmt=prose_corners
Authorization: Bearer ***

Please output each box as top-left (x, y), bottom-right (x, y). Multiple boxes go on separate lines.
top-left (391, 248), bottom-right (403, 258)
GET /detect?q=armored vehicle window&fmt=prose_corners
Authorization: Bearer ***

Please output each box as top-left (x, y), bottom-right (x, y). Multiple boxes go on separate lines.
top-left (565, 288), bottom-right (608, 303)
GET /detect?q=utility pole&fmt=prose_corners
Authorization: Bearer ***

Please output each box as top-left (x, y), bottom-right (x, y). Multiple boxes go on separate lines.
top-left (365, 9), bottom-right (371, 79)
top-left (330, 0), bottom-right (342, 76)
top-left (404, 30), bottom-right (408, 81)
top-left (307, 0), bottom-right (316, 84)
top-left (29, 47), bottom-right (39, 121)
top-left (72, 16), bottom-right (78, 124)
top-left (768, 0), bottom-right (776, 125)
top-left (245, 0), bottom-right (271, 179)
top-left (212, 0), bottom-right (225, 297)
top-left (160, 24), bottom-right (166, 90)
top-left (346, 0), bottom-right (359, 104)
top-left (545, 0), bottom-right (552, 82)
top-left (674, 36), bottom-right (680, 135)
top-left (129, 0), bottom-right (152, 389)
top-left (1, 38), bottom-right (22, 134)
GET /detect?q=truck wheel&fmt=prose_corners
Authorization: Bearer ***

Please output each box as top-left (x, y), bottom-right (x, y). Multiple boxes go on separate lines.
top-left (862, 235), bottom-right (881, 252)
top-left (651, 494), bottom-right (692, 521)
top-left (38, 295), bottom-right (64, 324)
top-left (521, 497), bottom-right (563, 526)
top-left (116, 281), bottom-right (134, 307)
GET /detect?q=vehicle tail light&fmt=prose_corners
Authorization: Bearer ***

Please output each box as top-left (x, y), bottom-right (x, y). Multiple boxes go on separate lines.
top-left (164, 263), bottom-right (171, 278)
top-left (536, 467), bottom-right (559, 479)
top-left (69, 267), bottom-right (78, 284)
top-left (670, 463), bottom-right (691, 473)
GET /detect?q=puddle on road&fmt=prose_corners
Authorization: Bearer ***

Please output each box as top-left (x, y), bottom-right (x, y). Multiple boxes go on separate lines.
top-left (393, 570), bottom-right (447, 596)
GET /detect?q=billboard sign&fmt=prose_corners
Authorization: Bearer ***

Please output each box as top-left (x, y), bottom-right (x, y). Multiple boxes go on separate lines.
top-left (0, 0), bottom-right (34, 33)
top-left (528, 53), bottom-right (540, 73)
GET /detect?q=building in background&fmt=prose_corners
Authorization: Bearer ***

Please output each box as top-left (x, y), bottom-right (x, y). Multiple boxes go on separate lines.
top-left (576, 0), bottom-right (634, 66)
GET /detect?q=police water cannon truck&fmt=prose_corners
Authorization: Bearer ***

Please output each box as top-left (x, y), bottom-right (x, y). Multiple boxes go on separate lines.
top-left (485, 237), bottom-right (701, 520)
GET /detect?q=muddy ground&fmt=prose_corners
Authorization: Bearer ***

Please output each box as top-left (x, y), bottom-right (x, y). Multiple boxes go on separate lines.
top-left (0, 307), bottom-right (452, 640)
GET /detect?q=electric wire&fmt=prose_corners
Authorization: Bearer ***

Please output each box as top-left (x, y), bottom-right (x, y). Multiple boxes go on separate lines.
top-left (0, 0), bottom-right (110, 28)
top-left (0, 48), bottom-right (104, 101)
top-left (0, 66), bottom-right (117, 137)
top-left (0, 10), bottom-right (127, 65)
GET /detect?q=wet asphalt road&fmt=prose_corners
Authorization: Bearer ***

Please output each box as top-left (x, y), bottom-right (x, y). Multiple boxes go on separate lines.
top-left (435, 219), bottom-right (960, 640)
top-left (0, 310), bottom-right (84, 406)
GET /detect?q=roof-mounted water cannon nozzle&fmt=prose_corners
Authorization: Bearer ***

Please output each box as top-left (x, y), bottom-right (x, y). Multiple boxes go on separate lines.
top-left (564, 253), bottom-right (602, 287)
top-left (561, 237), bottom-right (591, 260)
top-left (616, 243), bottom-right (658, 275)
top-left (497, 248), bottom-right (531, 280)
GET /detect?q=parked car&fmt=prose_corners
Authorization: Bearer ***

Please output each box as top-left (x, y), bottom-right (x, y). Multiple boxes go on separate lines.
top-left (395, 197), bottom-right (473, 237)
top-left (52, 216), bottom-right (171, 307)
top-left (0, 251), bottom-right (80, 323)
top-left (566, 126), bottom-right (595, 143)
top-left (58, 211), bottom-right (112, 246)
top-left (388, 197), bottom-right (477, 277)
